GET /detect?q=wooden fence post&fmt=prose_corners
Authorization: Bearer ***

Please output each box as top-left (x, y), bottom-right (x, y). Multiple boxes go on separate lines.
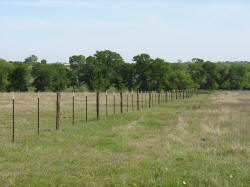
top-left (137, 90), bottom-right (139, 111)
top-left (165, 91), bottom-right (167, 104)
top-left (149, 92), bottom-right (151, 108)
top-left (56, 92), bottom-right (61, 130)
top-left (96, 91), bottom-right (100, 120)
top-left (141, 91), bottom-right (144, 109)
top-left (154, 92), bottom-right (156, 104)
top-left (120, 91), bottom-right (123, 114)
top-left (132, 91), bottom-right (134, 111)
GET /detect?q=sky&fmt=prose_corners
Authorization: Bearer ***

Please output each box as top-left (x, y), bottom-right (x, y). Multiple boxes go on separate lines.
top-left (0, 0), bottom-right (250, 63)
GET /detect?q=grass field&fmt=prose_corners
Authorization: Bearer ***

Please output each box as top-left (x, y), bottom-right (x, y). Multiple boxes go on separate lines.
top-left (0, 91), bottom-right (249, 186)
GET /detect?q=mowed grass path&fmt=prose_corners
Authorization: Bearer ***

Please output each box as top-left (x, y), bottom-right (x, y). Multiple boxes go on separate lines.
top-left (0, 91), bottom-right (249, 186)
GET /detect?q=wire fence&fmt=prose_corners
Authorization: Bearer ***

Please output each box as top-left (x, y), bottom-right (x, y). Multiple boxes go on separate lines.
top-left (0, 89), bottom-right (199, 142)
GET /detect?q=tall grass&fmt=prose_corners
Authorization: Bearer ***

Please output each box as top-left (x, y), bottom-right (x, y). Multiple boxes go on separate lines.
top-left (0, 91), bottom-right (249, 186)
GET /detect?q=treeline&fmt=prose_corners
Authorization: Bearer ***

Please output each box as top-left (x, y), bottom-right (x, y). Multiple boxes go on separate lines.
top-left (1, 50), bottom-right (250, 92)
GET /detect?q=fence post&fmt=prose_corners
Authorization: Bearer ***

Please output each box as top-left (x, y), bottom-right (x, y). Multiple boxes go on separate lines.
top-left (113, 92), bottom-right (116, 114)
top-left (149, 92), bottom-right (151, 108)
top-left (165, 91), bottom-right (167, 104)
top-left (137, 90), bottom-right (139, 111)
top-left (96, 91), bottom-right (100, 120)
top-left (12, 92), bottom-right (15, 143)
top-left (86, 95), bottom-right (88, 122)
top-left (56, 92), bottom-right (61, 130)
top-left (72, 91), bottom-right (75, 125)
top-left (120, 91), bottom-right (123, 114)
top-left (158, 92), bottom-right (160, 104)
top-left (155, 91), bottom-right (157, 105)
top-left (132, 91), bottom-right (134, 111)
top-left (37, 92), bottom-right (40, 134)
top-left (155, 92), bottom-right (156, 105)
top-left (141, 91), bottom-right (144, 109)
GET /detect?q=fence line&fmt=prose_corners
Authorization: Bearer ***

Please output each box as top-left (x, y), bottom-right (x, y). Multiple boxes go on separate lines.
top-left (0, 89), bottom-right (199, 142)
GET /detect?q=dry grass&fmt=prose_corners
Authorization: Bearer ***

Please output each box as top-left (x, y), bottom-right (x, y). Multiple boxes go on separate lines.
top-left (0, 91), bottom-right (161, 142)
top-left (0, 91), bottom-right (249, 186)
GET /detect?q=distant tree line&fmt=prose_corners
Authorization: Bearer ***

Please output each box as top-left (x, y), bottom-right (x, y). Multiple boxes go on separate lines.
top-left (1, 51), bottom-right (250, 92)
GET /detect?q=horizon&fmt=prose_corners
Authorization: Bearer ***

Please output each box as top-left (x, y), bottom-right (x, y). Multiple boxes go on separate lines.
top-left (1, 0), bottom-right (250, 63)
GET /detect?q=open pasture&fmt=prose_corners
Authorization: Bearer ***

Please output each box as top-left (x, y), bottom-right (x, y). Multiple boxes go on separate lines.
top-left (0, 91), bottom-right (249, 186)
top-left (0, 91), bottom-right (173, 142)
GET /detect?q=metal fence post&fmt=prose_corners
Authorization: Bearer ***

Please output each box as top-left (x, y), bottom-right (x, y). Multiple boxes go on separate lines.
top-left (86, 95), bottom-right (88, 122)
top-left (56, 92), bottom-right (61, 130)
top-left (72, 91), bottom-right (75, 125)
top-left (37, 92), bottom-right (40, 134)
top-left (96, 91), bottom-right (100, 120)
top-left (12, 92), bottom-right (15, 143)
top-left (137, 90), bottom-right (139, 111)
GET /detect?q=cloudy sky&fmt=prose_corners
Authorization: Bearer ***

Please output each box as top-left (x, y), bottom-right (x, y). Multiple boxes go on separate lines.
top-left (0, 0), bottom-right (250, 62)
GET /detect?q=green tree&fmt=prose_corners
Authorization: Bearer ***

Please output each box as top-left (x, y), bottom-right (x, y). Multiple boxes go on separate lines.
top-left (0, 59), bottom-right (14, 91)
top-left (151, 58), bottom-right (170, 91)
top-left (24, 55), bottom-right (38, 64)
top-left (41, 59), bottom-right (47, 64)
top-left (94, 50), bottom-right (125, 90)
top-left (82, 50), bottom-right (125, 91)
top-left (120, 63), bottom-right (137, 91)
top-left (133, 54), bottom-right (153, 91)
top-left (83, 56), bottom-right (110, 91)
top-left (9, 63), bottom-right (31, 91)
top-left (228, 65), bottom-right (247, 90)
top-left (69, 55), bottom-right (86, 87)
top-left (32, 63), bottom-right (52, 91)
top-left (50, 64), bottom-right (69, 91)
top-left (188, 61), bottom-right (204, 88)
top-left (169, 70), bottom-right (193, 90)
top-left (217, 65), bottom-right (230, 90)
top-left (201, 62), bottom-right (220, 89)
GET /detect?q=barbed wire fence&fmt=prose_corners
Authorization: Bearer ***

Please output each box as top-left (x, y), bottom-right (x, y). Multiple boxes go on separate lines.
top-left (0, 89), bottom-right (199, 143)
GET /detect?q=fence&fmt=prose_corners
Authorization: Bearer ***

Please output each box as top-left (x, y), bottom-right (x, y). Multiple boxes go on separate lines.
top-left (0, 89), bottom-right (199, 142)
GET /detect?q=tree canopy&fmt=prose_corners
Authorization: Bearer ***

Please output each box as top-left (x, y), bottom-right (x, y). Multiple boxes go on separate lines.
top-left (1, 52), bottom-right (250, 92)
